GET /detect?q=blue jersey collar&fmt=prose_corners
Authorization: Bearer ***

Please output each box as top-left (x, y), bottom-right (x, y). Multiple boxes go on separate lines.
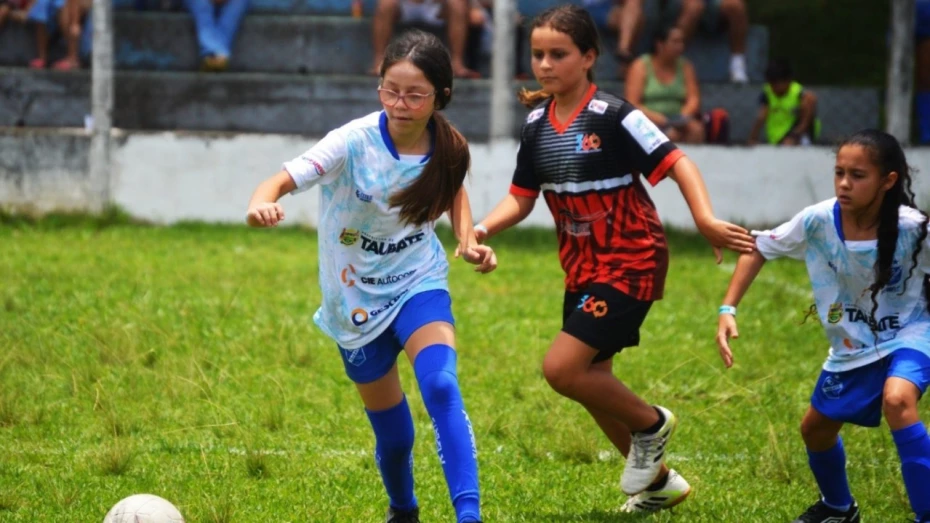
top-left (379, 111), bottom-right (433, 163)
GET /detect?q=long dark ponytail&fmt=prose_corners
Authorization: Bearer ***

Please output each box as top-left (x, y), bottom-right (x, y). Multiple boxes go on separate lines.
top-left (839, 130), bottom-right (930, 324)
top-left (381, 30), bottom-right (470, 226)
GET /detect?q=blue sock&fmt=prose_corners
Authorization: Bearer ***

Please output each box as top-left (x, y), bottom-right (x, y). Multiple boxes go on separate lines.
top-left (807, 437), bottom-right (853, 511)
top-left (366, 396), bottom-right (417, 512)
top-left (917, 91), bottom-right (930, 144)
top-left (414, 344), bottom-right (481, 523)
top-left (892, 422), bottom-right (930, 522)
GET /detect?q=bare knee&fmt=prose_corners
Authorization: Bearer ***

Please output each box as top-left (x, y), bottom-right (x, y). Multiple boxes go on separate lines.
top-left (542, 355), bottom-right (576, 395)
top-left (800, 411), bottom-right (841, 450)
top-left (680, 0), bottom-right (706, 18)
top-left (719, 0), bottom-right (746, 17)
top-left (684, 119), bottom-right (705, 143)
top-left (375, 0), bottom-right (399, 17)
top-left (883, 390), bottom-right (918, 426)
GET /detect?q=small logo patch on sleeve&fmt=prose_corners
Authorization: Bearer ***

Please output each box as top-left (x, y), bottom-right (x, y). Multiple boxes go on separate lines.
top-left (587, 99), bottom-right (608, 114)
top-left (620, 110), bottom-right (669, 154)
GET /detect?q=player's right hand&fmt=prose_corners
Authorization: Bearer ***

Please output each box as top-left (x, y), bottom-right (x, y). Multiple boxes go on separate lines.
top-left (247, 202), bottom-right (285, 227)
top-left (715, 313), bottom-right (738, 369)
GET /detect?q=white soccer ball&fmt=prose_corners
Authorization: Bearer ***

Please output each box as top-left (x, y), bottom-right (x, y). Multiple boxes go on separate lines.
top-left (103, 494), bottom-right (185, 523)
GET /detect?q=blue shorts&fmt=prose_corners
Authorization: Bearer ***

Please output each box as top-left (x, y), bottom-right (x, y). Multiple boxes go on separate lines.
top-left (811, 349), bottom-right (930, 427)
top-left (27, 0), bottom-right (64, 25)
top-left (337, 289), bottom-right (455, 384)
top-left (918, 0), bottom-right (930, 41)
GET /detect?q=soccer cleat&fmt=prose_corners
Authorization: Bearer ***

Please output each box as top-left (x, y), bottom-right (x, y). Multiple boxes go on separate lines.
top-left (621, 405), bottom-right (678, 495)
top-left (385, 507), bottom-right (420, 523)
top-left (620, 469), bottom-right (691, 513)
top-left (791, 500), bottom-right (860, 523)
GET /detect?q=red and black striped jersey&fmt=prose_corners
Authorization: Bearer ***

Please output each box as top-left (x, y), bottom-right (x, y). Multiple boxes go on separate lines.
top-left (510, 84), bottom-right (684, 300)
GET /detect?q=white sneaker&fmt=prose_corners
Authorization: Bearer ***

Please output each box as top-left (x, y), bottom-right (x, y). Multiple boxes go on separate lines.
top-left (730, 55), bottom-right (749, 83)
top-left (620, 469), bottom-right (691, 513)
top-left (620, 405), bottom-right (677, 495)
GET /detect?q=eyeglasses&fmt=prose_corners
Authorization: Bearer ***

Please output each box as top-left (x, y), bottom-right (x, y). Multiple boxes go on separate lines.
top-left (377, 88), bottom-right (436, 109)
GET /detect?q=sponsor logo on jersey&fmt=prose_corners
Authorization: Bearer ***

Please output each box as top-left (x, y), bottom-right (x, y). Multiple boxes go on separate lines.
top-left (527, 107), bottom-right (545, 123)
top-left (587, 99), bottom-right (608, 114)
top-left (575, 132), bottom-right (602, 153)
top-left (360, 269), bottom-right (416, 286)
top-left (301, 156), bottom-right (326, 176)
top-left (350, 289), bottom-right (410, 326)
top-left (355, 189), bottom-right (373, 202)
top-left (339, 228), bottom-right (360, 246)
top-left (360, 231), bottom-right (426, 256)
top-left (340, 264), bottom-right (357, 287)
top-left (886, 261), bottom-right (904, 292)
top-left (621, 109), bottom-right (668, 154)
top-left (827, 302), bottom-right (843, 323)
top-left (844, 306), bottom-right (900, 332)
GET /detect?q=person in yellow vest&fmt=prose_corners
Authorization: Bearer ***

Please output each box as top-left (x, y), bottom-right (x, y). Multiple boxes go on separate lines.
top-left (748, 59), bottom-right (820, 146)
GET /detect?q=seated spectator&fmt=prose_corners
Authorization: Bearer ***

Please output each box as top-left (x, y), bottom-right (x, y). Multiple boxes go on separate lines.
top-left (661, 0), bottom-right (748, 83)
top-left (0, 0), bottom-right (30, 28)
top-left (183, 0), bottom-right (249, 72)
top-left (583, 0), bottom-right (643, 80)
top-left (55, 0), bottom-right (91, 70)
top-left (370, 0), bottom-right (481, 78)
top-left (748, 59), bottom-right (820, 146)
top-left (916, 0), bottom-right (930, 144)
top-left (625, 25), bottom-right (704, 144)
top-left (24, 0), bottom-right (61, 69)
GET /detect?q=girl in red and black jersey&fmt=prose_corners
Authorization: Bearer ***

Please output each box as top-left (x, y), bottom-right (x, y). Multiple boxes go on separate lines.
top-left (475, 4), bottom-right (754, 514)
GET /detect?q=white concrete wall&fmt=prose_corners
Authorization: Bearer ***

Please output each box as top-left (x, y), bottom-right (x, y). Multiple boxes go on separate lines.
top-left (4, 130), bottom-right (930, 229)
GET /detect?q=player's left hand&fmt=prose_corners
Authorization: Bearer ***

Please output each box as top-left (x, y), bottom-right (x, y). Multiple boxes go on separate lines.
top-left (699, 218), bottom-right (755, 264)
top-left (459, 245), bottom-right (497, 273)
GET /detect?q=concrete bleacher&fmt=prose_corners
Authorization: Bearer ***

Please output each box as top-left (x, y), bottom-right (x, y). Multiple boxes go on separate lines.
top-left (0, 0), bottom-right (878, 141)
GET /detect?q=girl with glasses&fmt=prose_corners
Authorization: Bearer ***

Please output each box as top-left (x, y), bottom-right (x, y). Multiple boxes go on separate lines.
top-left (245, 28), bottom-right (493, 523)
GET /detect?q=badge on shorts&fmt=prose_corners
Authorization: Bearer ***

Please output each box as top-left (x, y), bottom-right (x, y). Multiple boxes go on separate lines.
top-left (821, 374), bottom-right (844, 399)
top-left (343, 347), bottom-right (367, 366)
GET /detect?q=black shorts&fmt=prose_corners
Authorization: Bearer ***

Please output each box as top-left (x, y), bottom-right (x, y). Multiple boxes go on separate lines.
top-left (562, 283), bottom-right (653, 363)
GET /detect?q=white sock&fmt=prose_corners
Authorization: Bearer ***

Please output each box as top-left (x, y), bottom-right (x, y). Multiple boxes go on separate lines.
top-left (730, 54), bottom-right (746, 70)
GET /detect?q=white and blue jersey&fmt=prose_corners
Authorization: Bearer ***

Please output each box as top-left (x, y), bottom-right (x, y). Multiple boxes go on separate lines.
top-left (755, 198), bottom-right (930, 373)
top-left (283, 111), bottom-right (450, 350)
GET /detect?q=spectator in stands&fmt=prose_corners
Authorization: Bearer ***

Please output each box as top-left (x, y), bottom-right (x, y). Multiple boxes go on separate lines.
top-left (916, 0), bottom-right (930, 144)
top-left (183, 0), bottom-right (249, 72)
top-left (54, 0), bottom-right (91, 70)
top-left (662, 0), bottom-right (749, 83)
top-left (748, 59), bottom-right (819, 146)
top-left (583, 0), bottom-right (643, 80)
top-left (370, 0), bottom-right (482, 78)
top-left (625, 25), bottom-right (704, 144)
top-left (24, 0), bottom-right (60, 68)
top-left (0, 0), bottom-right (29, 28)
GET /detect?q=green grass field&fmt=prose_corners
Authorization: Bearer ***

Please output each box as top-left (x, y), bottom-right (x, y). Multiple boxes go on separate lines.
top-left (0, 219), bottom-right (919, 522)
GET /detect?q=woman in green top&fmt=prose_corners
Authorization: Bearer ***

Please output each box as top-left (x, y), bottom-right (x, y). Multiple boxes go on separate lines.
top-left (625, 25), bottom-right (704, 143)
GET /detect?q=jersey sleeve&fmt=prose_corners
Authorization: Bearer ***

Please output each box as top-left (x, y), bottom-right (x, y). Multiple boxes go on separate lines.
top-left (920, 222), bottom-right (930, 275)
top-left (616, 105), bottom-right (684, 187)
top-left (509, 126), bottom-right (540, 199)
top-left (282, 128), bottom-right (348, 193)
top-left (754, 208), bottom-right (809, 261)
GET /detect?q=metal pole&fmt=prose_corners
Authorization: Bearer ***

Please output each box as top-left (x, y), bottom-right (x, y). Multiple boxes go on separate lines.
top-left (490, 0), bottom-right (515, 141)
top-left (886, 0), bottom-right (916, 144)
top-left (89, 0), bottom-right (114, 211)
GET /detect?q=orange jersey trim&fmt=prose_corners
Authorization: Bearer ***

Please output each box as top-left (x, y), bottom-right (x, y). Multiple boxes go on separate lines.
top-left (548, 83), bottom-right (598, 135)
